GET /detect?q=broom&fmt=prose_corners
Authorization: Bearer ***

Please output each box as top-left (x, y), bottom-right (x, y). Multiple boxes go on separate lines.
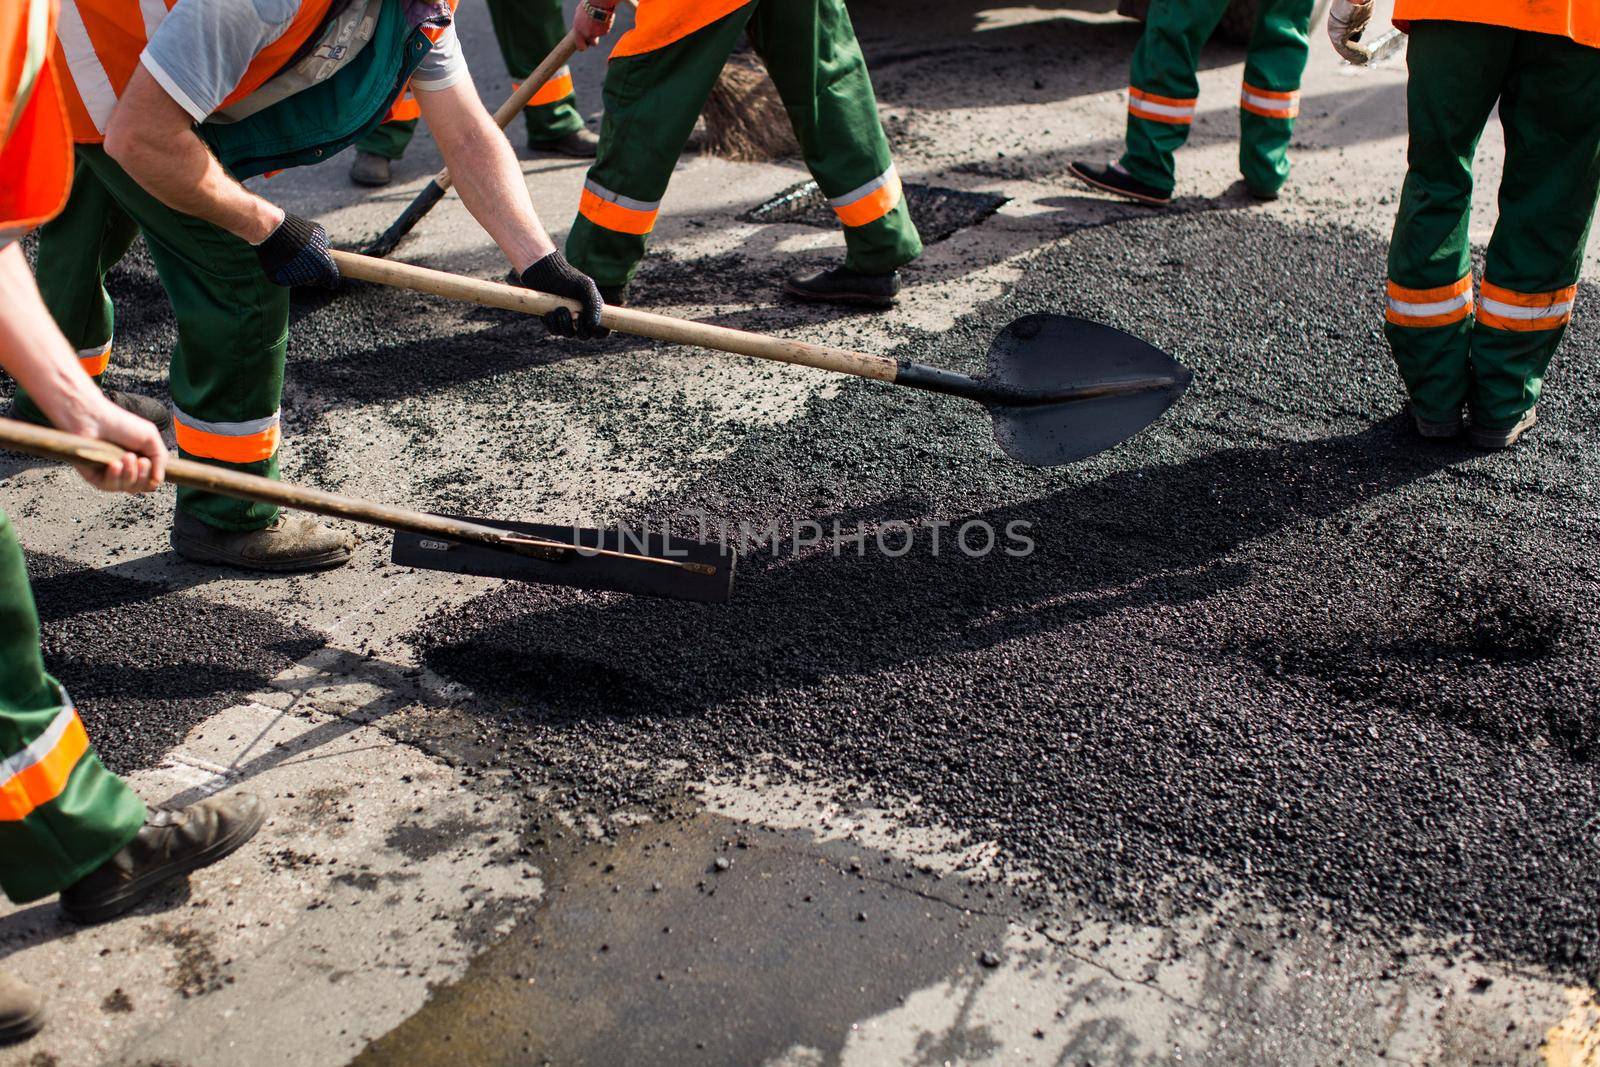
top-left (701, 47), bottom-right (799, 162)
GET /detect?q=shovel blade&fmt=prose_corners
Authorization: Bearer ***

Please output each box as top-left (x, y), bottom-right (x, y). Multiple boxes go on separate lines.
top-left (985, 313), bottom-right (1192, 466)
top-left (393, 516), bottom-right (736, 604)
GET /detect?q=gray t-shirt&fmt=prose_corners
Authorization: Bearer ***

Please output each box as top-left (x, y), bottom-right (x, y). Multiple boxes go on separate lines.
top-left (141, 0), bottom-right (467, 124)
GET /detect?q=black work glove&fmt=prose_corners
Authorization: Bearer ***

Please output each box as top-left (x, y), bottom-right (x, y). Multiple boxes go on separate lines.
top-left (519, 251), bottom-right (608, 339)
top-left (255, 213), bottom-right (340, 289)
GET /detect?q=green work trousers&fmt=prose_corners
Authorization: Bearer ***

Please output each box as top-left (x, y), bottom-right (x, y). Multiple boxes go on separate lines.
top-left (1121, 0), bottom-right (1314, 197)
top-left (0, 510), bottom-right (145, 903)
top-left (355, 0), bottom-right (583, 159)
top-left (20, 146), bottom-right (286, 530)
top-left (565, 0), bottom-right (923, 289)
top-left (1385, 21), bottom-right (1600, 428)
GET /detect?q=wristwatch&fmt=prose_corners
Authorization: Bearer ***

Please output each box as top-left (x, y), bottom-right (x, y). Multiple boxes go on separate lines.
top-left (582, 1), bottom-right (615, 20)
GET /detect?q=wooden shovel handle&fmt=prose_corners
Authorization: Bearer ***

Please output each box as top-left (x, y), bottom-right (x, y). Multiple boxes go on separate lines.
top-left (0, 418), bottom-right (714, 573)
top-left (330, 250), bottom-right (901, 383)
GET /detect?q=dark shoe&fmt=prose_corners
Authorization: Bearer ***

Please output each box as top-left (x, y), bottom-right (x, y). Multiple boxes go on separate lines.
top-left (784, 266), bottom-right (901, 310)
top-left (1068, 160), bottom-right (1171, 207)
top-left (531, 128), bottom-right (600, 158)
top-left (1469, 406), bottom-right (1537, 450)
top-left (1245, 183), bottom-right (1281, 202)
top-left (59, 793), bottom-right (266, 925)
top-left (0, 973), bottom-right (44, 1047)
top-left (171, 510), bottom-right (354, 572)
top-left (1411, 406), bottom-right (1462, 440)
top-left (349, 151), bottom-right (393, 188)
top-left (8, 389), bottom-right (172, 433)
top-left (598, 283), bottom-right (629, 307)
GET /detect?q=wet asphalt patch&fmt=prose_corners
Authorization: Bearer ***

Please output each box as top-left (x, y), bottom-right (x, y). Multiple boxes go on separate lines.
top-left (24, 551), bottom-right (326, 776)
top-left (351, 812), bottom-right (1014, 1067)
top-left (408, 212), bottom-right (1600, 986)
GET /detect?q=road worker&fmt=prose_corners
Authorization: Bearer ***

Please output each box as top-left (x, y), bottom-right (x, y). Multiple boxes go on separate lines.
top-left (8, 0), bottom-right (606, 573)
top-left (1328, 0), bottom-right (1600, 447)
top-left (0, 1), bottom-right (265, 1045)
top-left (1070, 0), bottom-right (1317, 206)
top-left (349, 0), bottom-right (599, 188)
top-left (563, 0), bottom-right (923, 309)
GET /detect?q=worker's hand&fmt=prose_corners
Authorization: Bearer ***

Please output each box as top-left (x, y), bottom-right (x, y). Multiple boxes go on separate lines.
top-left (573, 0), bottom-right (617, 50)
top-left (254, 212), bottom-right (341, 289)
top-left (1328, 0), bottom-right (1375, 64)
top-left (61, 393), bottom-right (168, 494)
top-left (520, 252), bottom-right (609, 339)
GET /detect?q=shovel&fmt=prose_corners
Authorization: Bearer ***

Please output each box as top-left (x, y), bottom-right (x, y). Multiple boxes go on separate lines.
top-left (330, 250), bottom-right (1192, 467)
top-left (364, 29), bottom-right (583, 258)
top-left (0, 418), bottom-right (735, 603)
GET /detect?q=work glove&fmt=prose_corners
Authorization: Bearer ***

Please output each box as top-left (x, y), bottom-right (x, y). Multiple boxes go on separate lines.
top-left (1327, 0), bottom-right (1375, 64)
top-left (255, 213), bottom-right (340, 289)
top-left (520, 251), bottom-right (609, 339)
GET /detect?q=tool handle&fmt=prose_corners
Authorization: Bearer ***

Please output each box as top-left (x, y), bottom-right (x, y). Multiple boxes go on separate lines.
top-left (429, 30), bottom-right (581, 195)
top-left (331, 250), bottom-right (901, 383)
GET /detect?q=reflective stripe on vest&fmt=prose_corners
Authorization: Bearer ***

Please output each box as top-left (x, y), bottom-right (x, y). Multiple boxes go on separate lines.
top-left (1386, 275), bottom-right (1473, 328)
top-left (0, 701), bottom-right (91, 822)
top-left (53, 0), bottom-right (336, 141)
top-left (578, 178), bottom-right (660, 235)
top-left (1240, 82), bottom-right (1298, 120)
top-left (1477, 281), bottom-right (1577, 332)
top-left (1128, 87), bottom-right (1195, 125)
top-left (0, 0), bottom-right (74, 236)
top-left (518, 67), bottom-right (573, 108)
top-left (829, 165), bottom-right (903, 229)
top-left (173, 406), bottom-right (282, 464)
top-left (1393, 1), bottom-right (1597, 49)
top-left (609, 0), bottom-right (750, 59)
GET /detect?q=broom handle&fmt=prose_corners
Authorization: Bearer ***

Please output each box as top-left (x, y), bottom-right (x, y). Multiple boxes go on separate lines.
top-left (0, 418), bottom-right (714, 573)
top-left (330, 250), bottom-right (901, 383)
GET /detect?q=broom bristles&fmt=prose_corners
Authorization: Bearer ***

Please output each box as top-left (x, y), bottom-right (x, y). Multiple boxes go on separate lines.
top-left (701, 50), bottom-right (800, 162)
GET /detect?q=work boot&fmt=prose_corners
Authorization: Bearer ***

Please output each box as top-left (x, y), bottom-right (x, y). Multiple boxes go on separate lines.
top-left (0, 974), bottom-right (44, 1047)
top-left (598, 282), bottom-right (629, 308)
top-left (784, 266), bottom-right (901, 310)
top-left (1469, 406), bottom-right (1538, 451)
top-left (171, 510), bottom-right (355, 572)
top-left (531, 128), bottom-right (600, 158)
top-left (349, 151), bottom-right (393, 188)
top-left (1068, 160), bottom-right (1171, 207)
top-left (8, 389), bottom-right (172, 433)
top-left (1411, 405), bottom-right (1463, 440)
top-left (59, 793), bottom-right (266, 925)
top-left (1245, 183), bottom-right (1281, 202)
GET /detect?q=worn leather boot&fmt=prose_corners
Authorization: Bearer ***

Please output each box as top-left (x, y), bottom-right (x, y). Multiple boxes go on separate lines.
top-left (784, 266), bottom-right (902, 309)
top-left (349, 151), bottom-right (392, 188)
top-left (0, 974), bottom-right (44, 1047)
top-left (59, 793), bottom-right (266, 925)
top-left (1068, 160), bottom-right (1172, 207)
top-left (598, 282), bottom-right (629, 308)
top-left (1411, 405), bottom-right (1463, 440)
top-left (8, 389), bottom-right (172, 433)
top-left (1469, 406), bottom-right (1538, 450)
top-left (171, 510), bottom-right (354, 572)
top-left (531, 128), bottom-right (600, 158)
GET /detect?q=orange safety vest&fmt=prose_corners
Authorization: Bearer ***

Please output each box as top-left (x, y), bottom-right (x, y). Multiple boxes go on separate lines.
top-left (1, 0), bottom-right (73, 236)
top-left (51, 0), bottom-right (338, 143)
top-left (609, 0), bottom-right (750, 59)
top-left (1393, 0), bottom-right (1598, 50)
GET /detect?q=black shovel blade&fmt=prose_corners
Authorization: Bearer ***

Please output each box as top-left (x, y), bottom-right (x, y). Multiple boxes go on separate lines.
top-left (392, 516), bottom-right (736, 604)
top-left (985, 313), bottom-right (1192, 466)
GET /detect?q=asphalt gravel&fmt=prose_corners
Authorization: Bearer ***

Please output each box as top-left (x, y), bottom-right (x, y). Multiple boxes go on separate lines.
top-left (407, 211), bottom-right (1600, 985)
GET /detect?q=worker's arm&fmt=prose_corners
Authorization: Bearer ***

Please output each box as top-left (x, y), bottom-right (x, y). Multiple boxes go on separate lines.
top-left (102, 69), bottom-right (339, 288)
top-left (0, 244), bottom-right (166, 492)
top-left (417, 78), bottom-right (608, 338)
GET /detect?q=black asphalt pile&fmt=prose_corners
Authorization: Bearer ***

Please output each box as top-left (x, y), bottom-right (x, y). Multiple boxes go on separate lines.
top-left (24, 551), bottom-right (325, 775)
top-left (744, 180), bottom-right (1009, 243)
top-left (411, 212), bottom-right (1600, 985)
